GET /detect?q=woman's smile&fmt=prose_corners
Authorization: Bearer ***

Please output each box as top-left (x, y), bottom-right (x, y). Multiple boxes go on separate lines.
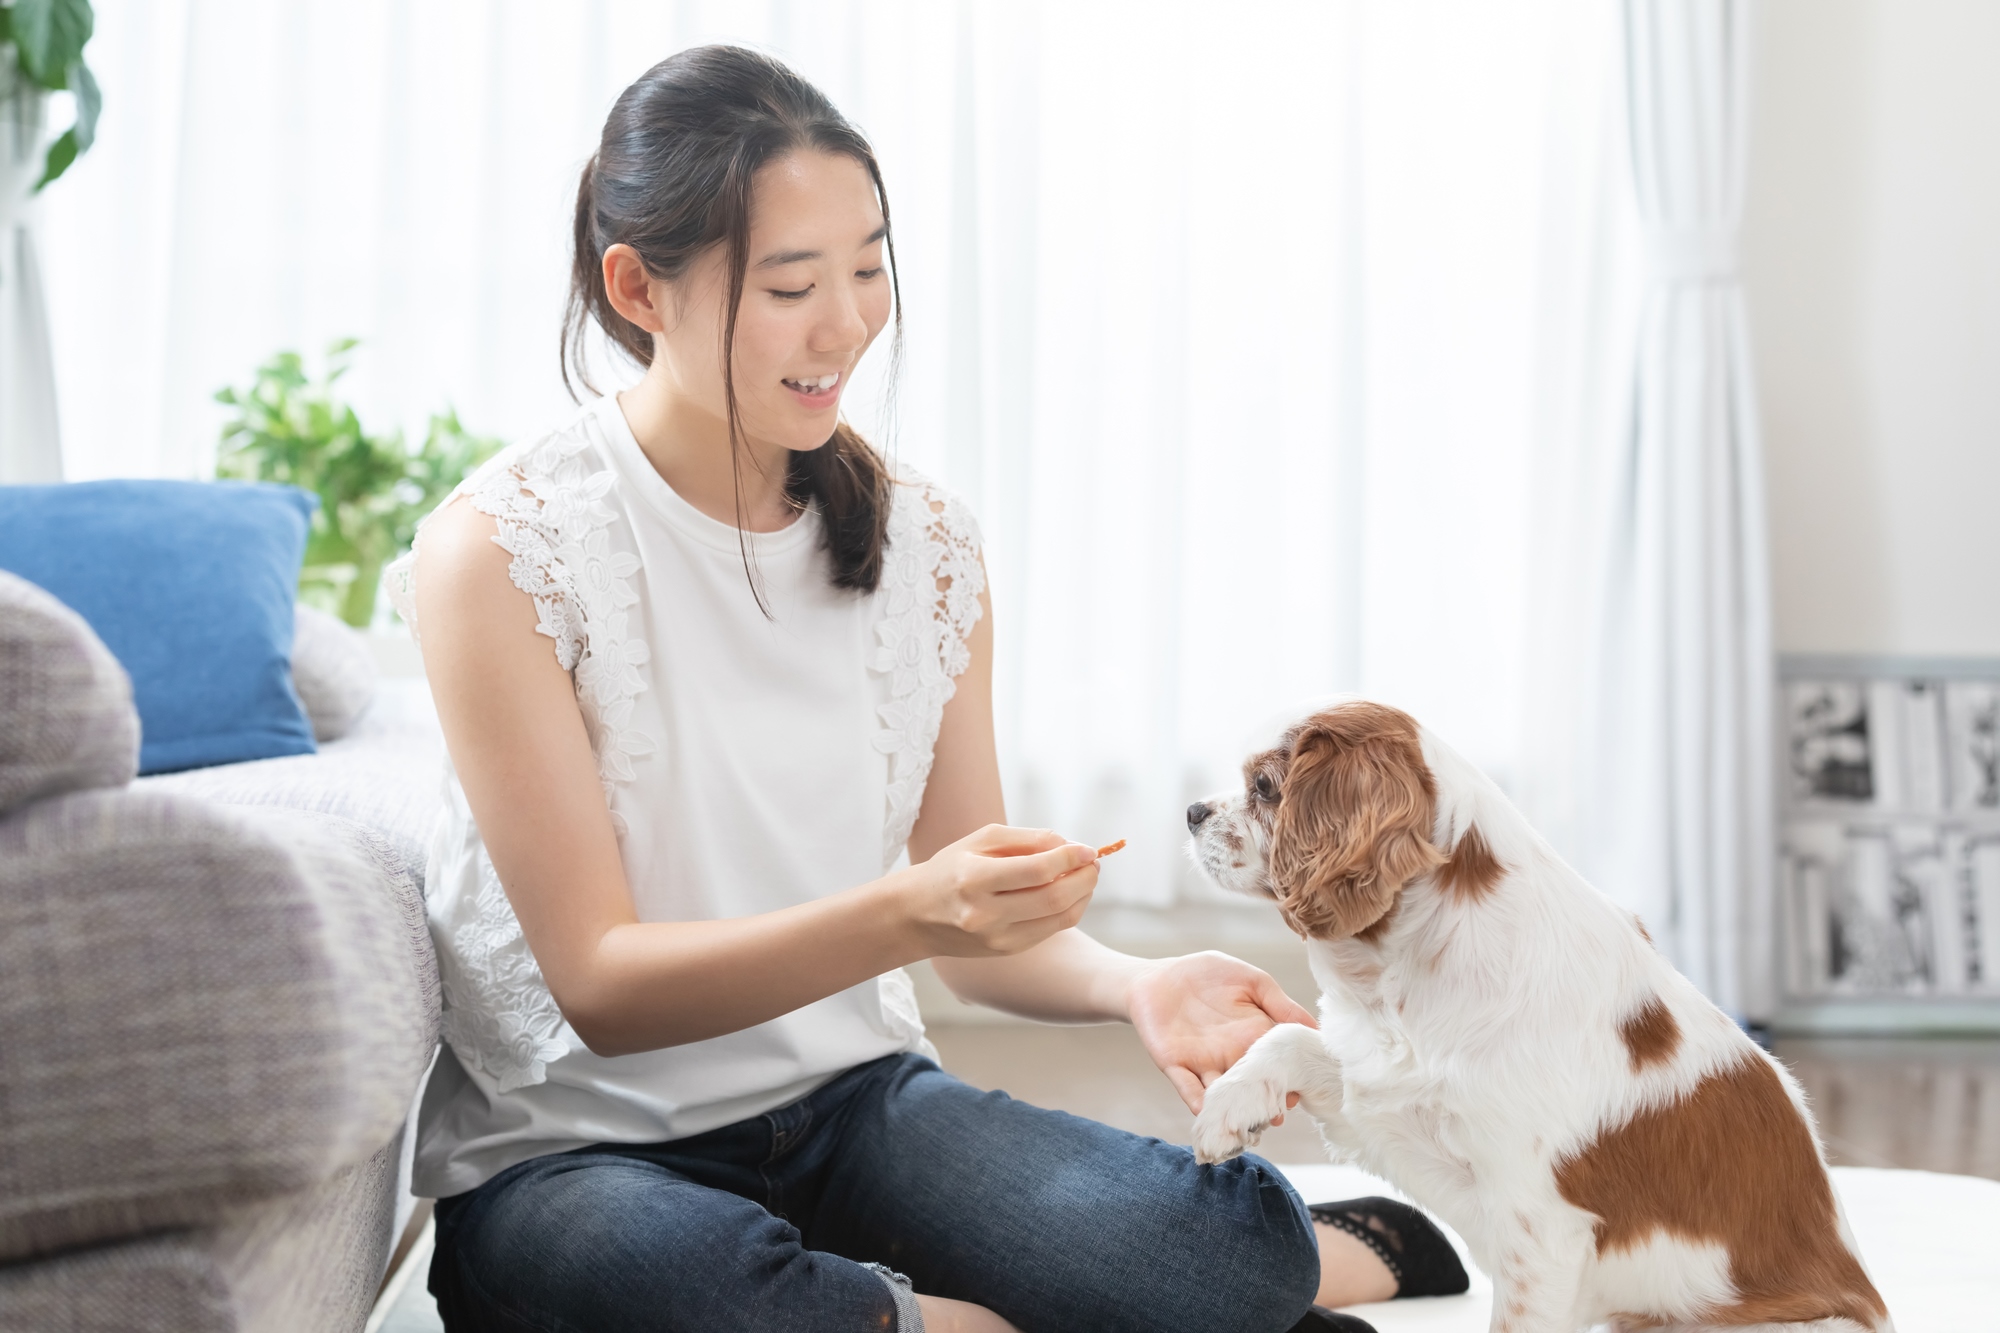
top-left (781, 370), bottom-right (842, 406)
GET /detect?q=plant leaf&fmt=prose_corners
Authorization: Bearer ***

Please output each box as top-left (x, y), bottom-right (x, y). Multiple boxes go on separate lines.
top-left (33, 128), bottom-right (78, 192)
top-left (27, 58), bottom-right (100, 190)
top-left (68, 59), bottom-right (99, 153)
top-left (11, 0), bottom-right (94, 90)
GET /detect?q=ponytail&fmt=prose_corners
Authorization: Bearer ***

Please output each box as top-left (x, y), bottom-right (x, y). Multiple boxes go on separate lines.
top-left (788, 424), bottom-right (893, 592)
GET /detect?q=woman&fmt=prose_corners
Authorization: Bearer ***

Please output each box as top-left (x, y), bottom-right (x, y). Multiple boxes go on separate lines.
top-left (394, 44), bottom-right (1464, 1333)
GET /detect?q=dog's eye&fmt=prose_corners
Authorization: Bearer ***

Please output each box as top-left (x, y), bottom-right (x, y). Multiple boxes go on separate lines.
top-left (1252, 772), bottom-right (1278, 803)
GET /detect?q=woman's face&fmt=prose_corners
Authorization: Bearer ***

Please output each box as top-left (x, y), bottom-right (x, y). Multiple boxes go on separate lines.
top-left (658, 150), bottom-right (892, 453)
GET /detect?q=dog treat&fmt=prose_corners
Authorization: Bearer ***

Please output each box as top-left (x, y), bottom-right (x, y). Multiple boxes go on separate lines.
top-left (1096, 839), bottom-right (1127, 858)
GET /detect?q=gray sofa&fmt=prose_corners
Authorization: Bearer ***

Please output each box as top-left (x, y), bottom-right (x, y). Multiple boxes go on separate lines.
top-left (0, 571), bottom-right (444, 1331)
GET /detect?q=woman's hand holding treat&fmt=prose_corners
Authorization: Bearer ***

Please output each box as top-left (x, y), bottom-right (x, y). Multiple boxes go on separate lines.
top-left (897, 824), bottom-right (1103, 959)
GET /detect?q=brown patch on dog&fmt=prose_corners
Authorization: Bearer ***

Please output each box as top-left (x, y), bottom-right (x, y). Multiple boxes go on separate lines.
top-left (1268, 703), bottom-right (1447, 940)
top-left (1635, 916), bottom-right (1653, 945)
top-left (1555, 1052), bottom-right (1887, 1328)
top-left (1355, 895), bottom-right (1401, 945)
top-left (1617, 996), bottom-right (1682, 1073)
top-left (1436, 824), bottom-right (1505, 900)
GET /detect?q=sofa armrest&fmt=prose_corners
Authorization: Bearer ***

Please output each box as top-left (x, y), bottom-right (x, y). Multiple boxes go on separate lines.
top-left (0, 571), bottom-right (138, 814)
top-left (0, 789), bottom-right (437, 1262)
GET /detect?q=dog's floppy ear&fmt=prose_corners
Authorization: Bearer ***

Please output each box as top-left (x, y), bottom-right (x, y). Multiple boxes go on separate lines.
top-left (1270, 704), bottom-right (1446, 940)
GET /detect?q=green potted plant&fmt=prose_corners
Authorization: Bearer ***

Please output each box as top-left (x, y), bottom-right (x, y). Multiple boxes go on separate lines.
top-left (3, 1), bottom-right (97, 482)
top-left (215, 340), bottom-right (503, 628)
top-left (1, 0), bottom-right (100, 193)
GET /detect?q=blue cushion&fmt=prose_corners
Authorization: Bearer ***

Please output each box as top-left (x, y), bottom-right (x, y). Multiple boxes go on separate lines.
top-left (0, 480), bottom-right (320, 774)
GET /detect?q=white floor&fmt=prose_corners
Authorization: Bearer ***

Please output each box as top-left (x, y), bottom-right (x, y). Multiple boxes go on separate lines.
top-left (1277, 1163), bottom-right (2000, 1333)
top-left (367, 1164), bottom-right (2000, 1331)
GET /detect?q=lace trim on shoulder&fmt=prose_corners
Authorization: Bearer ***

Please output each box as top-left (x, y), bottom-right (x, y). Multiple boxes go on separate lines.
top-left (390, 417), bottom-right (656, 1092)
top-left (405, 427), bottom-right (657, 830)
top-left (871, 472), bottom-right (986, 867)
top-left (438, 848), bottom-right (578, 1094)
top-left (382, 554), bottom-right (419, 642)
top-left (471, 434), bottom-right (658, 820)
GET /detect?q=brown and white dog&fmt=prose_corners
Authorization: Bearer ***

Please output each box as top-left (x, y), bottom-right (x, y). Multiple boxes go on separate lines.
top-left (1186, 701), bottom-right (1890, 1333)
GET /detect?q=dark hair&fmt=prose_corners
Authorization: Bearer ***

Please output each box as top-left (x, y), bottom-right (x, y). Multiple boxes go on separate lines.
top-left (564, 45), bottom-right (899, 600)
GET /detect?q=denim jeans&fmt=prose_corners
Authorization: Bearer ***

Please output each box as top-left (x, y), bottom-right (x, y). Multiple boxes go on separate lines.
top-left (429, 1052), bottom-right (1319, 1333)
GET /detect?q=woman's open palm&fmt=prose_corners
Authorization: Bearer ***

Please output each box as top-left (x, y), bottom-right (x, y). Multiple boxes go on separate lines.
top-left (1126, 951), bottom-right (1316, 1115)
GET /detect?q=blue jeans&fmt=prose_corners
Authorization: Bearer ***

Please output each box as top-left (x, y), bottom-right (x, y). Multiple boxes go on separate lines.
top-left (429, 1052), bottom-right (1319, 1332)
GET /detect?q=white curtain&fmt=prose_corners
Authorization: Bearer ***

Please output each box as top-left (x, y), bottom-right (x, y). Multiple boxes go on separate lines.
top-left (1, 66), bottom-right (63, 483)
top-left (43, 0), bottom-right (1576, 907)
top-left (1525, 0), bottom-right (1775, 1016)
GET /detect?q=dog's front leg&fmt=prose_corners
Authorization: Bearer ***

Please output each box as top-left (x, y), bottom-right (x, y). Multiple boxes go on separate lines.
top-left (1485, 1238), bottom-right (1589, 1333)
top-left (1191, 1023), bottom-right (1344, 1164)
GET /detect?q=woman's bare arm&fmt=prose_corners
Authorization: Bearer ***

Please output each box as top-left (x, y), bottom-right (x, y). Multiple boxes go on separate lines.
top-left (915, 576), bottom-right (1316, 1096)
top-left (915, 579), bottom-right (1152, 1021)
top-left (415, 500), bottom-right (1098, 1057)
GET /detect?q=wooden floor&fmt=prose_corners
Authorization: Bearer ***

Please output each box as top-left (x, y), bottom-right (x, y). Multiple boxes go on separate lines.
top-left (930, 1024), bottom-right (2000, 1182)
top-left (1772, 1036), bottom-right (2000, 1180)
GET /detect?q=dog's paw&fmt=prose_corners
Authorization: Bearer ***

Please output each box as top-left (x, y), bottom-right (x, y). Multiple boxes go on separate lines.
top-left (1191, 1073), bottom-right (1290, 1165)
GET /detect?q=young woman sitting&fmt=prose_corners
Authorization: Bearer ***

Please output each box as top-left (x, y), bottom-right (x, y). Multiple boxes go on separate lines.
top-left (396, 44), bottom-right (1464, 1333)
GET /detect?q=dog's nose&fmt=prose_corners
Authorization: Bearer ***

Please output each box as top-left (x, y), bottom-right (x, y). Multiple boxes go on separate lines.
top-left (1186, 801), bottom-right (1212, 831)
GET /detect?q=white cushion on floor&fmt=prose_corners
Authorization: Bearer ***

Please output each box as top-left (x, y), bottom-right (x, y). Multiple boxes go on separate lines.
top-left (1275, 1162), bottom-right (2000, 1333)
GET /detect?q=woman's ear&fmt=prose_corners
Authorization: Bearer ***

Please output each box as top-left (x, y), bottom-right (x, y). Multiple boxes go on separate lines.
top-left (602, 243), bottom-right (669, 334)
top-left (1268, 705), bottom-right (1446, 940)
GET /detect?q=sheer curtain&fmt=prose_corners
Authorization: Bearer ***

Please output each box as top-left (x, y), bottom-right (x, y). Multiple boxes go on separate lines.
top-left (1523, 0), bottom-right (1775, 1016)
top-left (43, 0), bottom-right (1571, 907)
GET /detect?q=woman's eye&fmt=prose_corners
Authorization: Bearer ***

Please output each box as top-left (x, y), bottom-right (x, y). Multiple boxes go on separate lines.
top-left (855, 267), bottom-right (883, 280)
top-left (770, 286), bottom-right (813, 301)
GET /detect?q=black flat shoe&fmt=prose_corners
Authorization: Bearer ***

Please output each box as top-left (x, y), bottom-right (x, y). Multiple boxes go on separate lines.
top-left (1308, 1196), bottom-right (1470, 1299)
top-left (1287, 1307), bottom-right (1378, 1333)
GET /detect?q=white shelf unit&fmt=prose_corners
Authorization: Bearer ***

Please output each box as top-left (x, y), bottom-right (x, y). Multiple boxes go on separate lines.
top-left (1776, 656), bottom-right (2000, 1033)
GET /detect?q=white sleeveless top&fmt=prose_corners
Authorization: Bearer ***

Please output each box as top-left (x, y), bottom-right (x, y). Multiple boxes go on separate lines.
top-left (385, 396), bottom-right (984, 1198)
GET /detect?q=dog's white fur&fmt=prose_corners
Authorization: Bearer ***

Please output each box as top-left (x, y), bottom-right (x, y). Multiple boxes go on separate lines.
top-left (1186, 704), bottom-right (1889, 1333)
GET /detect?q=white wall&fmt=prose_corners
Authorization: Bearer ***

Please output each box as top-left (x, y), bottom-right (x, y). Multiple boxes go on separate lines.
top-left (1745, 0), bottom-right (2000, 658)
